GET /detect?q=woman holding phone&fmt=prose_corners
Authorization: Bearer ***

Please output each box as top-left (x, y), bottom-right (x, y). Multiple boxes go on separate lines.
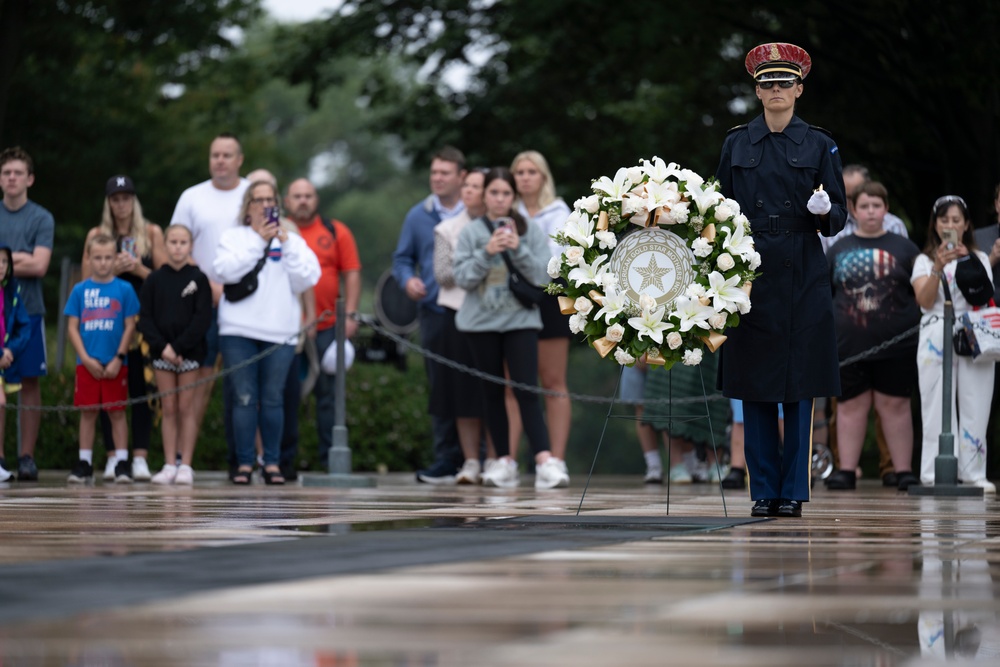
top-left (214, 180), bottom-right (320, 485)
top-left (911, 195), bottom-right (995, 491)
top-left (452, 167), bottom-right (568, 489)
top-left (81, 175), bottom-right (167, 482)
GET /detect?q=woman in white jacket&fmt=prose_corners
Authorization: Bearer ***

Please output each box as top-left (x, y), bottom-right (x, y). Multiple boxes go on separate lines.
top-left (214, 180), bottom-right (320, 485)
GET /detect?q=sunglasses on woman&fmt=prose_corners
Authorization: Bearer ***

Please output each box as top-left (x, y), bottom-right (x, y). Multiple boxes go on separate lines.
top-left (757, 80), bottom-right (796, 89)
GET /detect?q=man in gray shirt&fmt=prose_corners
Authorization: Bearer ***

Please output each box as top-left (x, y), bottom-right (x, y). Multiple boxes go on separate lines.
top-left (0, 147), bottom-right (55, 481)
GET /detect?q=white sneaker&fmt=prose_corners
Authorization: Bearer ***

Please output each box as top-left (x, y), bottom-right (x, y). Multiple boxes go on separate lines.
top-left (151, 464), bottom-right (177, 485)
top-left (535, 457), bottom-right (570, 489)
top-left (132, 457), bottom-right (151, 482)
top-left (173, 464), bottom-right (194, 485)
top-left (456, 459), bottom-right (481, 485)
top-left (103, 458), bottom-right (117, 481)
top-left (644, 468), bottom-right (663, 484)
top-left (972, 479), bottom-right (997, 494)
top-left (0, 463), bottom-right (11, 482)
top-left (482, 458), bottom-right (519, 488)
top-left (669, 464), bottom-right (692, 484)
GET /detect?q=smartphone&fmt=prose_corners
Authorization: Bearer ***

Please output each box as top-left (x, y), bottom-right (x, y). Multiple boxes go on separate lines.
top-left (264, 205), bottom-right (280, 227)
top-left (496, 216), bottom-right (515, 233)
top-left (941, 228), bottom-right (958, 248)
top-left (120, 236), bottom-right (136, 257)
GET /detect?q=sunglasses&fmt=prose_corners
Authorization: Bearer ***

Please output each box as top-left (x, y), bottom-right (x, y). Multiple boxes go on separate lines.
top-left (934, 195), bottom-right (968, 210)
top-left (757, 80), bottom-right (796, 89)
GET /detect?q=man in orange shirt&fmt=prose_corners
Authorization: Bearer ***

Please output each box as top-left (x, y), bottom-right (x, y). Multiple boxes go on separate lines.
top-left (285, 178), bottom-right (362, 468)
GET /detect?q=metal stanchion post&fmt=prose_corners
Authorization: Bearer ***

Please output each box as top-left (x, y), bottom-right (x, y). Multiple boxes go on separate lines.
top-left (910, 295), bottom-right (981, 497)
top-left (303, 298), bottom-right (375, 488)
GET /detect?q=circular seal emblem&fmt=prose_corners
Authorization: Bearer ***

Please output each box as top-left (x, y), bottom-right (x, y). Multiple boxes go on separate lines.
top-left (609, 227), bottom-right (696, 308)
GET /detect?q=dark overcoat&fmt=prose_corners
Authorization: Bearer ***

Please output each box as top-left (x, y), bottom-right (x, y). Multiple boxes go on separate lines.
top-left (715, 114), bottom-right (846, 402)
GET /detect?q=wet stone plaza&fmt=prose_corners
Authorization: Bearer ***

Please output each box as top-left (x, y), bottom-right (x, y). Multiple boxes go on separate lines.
top-left (0, 472), bottom-right (997, 665)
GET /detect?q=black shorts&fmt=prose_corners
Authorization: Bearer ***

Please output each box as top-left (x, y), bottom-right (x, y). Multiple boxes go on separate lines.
top-left (839, 355), bottom-right (917, 401)
top-left (538, 293), bottom-right (571, 339)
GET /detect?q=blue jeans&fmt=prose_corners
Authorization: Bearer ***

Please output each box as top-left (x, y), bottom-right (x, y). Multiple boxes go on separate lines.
top-left (219, 335), bottom-right (296, 468)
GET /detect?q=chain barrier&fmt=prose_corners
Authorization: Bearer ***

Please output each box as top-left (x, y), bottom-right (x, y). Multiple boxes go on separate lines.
top-left (5, 313), bottom-right (332, 413)
top-left (361, 316), bottom-right (921, 407)
top-left (9, 311), bottom-right (920, 413)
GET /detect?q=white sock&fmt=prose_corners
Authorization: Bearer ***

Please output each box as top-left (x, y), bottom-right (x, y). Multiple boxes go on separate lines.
top-left (116, 450), bottom-right (129, 463)
top-left (79, 450), bottom-right (93, 464)
top-left (644, 450), bottom-right (662, 472)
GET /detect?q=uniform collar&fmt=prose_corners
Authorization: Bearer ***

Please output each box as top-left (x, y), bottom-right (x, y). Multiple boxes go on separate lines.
top-left (748, 114), bottom-right (808, 144)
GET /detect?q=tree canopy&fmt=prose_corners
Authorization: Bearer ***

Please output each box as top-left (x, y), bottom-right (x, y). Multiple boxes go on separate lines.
top-left (288, 0), bottom-right (1000, 234)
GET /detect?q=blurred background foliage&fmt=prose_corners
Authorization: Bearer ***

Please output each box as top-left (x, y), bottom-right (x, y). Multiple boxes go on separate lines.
top-left (1, 0), bottom-right (998, 474)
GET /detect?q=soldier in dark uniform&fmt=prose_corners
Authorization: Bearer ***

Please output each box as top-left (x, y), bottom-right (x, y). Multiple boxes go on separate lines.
top-left (715, 43), bottom-right (847, 518)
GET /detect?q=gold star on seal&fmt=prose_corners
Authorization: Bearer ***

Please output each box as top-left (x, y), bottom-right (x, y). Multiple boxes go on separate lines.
top-left (635, 255), bottom-right (671, 292)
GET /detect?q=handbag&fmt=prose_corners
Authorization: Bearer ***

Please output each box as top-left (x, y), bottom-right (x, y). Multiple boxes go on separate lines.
top-left (942, 274), bottom-right (975, 357)
top-left (223, 243), bottom-right (270, 303)
top-left (958, 305), bottom-right (1000, 363)
top-left (481, 217), bottom-right (545, 308)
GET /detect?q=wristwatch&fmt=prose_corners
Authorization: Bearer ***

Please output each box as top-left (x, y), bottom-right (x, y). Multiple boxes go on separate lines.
top-left (117, 353), bottom-right (126, 361)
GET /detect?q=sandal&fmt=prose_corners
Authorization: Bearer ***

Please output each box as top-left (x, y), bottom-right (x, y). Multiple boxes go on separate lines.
top-left (232, 466), bottom-right (253, 485)
top-left (262, 467), bottom-right (285, 485)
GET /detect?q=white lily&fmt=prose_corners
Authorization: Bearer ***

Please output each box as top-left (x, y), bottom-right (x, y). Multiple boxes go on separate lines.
top-left (644, 179), bottom-right (680, 214)
top-left (593, 283), bottom-right (628, 324)
top-left (562, 210), bottom-right (595, 248)
top-left (721, 220), bottom-right (755, 260)
top-left (567, 254), bottom-right (608, 288)
top-left (628, 305), bottom-right (672, 344)
top-left (671, 295), bottom-right (716, 332)
top-left (706, 270), bottom-right (751, 314)
top-left (686, 180), bottom-right (724, 215)
top-left (592, 167), bottom-right (632, 203)
top-left (640, 156), bottom-right (680, 184)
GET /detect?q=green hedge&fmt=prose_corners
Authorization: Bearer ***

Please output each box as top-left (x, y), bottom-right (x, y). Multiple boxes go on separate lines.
top-left (20, 358), bottom-right (433, 473)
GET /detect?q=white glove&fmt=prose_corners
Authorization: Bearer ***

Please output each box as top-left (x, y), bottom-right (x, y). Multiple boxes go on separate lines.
top-left (806, 189), bottom-right (831, 215)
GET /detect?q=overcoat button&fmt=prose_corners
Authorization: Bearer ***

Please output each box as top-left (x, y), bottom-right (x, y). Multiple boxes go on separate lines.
top-left (750, 158), bottom-right (756, 164)
top-left (756, 200), bottom-right (763, 208)
top-left (784, 259), bottom-right (792, 267)
top-left (784, 201), bottom-right (791, 208)
top-left (792, 158), bottom-right (798, 163)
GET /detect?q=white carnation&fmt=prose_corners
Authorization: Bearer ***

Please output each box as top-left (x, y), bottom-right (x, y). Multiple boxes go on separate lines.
top-left (691, 237), bottom-right (713, 258)
top-left (747, 251), bottom-right (761, 270)
top-left (614, 348), bottom-right (636, 366)
top-left (574, 297), bottom-right (594, 315)
top-left (565, 246), bottom-right (585, 266)
top-left (606, 323), bottom-right (625, 343)
top-left (685, 283), bottom-right (707, 299)
top-left (599, 272), bottom-right (619, 290)
top-left (595, 230), bottom-right (617, 250)
top-left (734, 212), bottom-right (748, 227)
top-left (714, 203), bottom-right (733, 222)
top-left (716, 253), bottom-right (736, 271)
top-left (708, 313), bottom-right (727, 329)
top-left (568, 313), bottom-right (588, 334)
top-left (683, 348), bottom-right (704, 366)
top-left (737, 299), bottom-right (751, 315)
top-left (547, 256), bottom-right (562, 279)
top-left (666, 331), bottom-right (683, 350)
top-left (665, 201), bottom-right (690, 224)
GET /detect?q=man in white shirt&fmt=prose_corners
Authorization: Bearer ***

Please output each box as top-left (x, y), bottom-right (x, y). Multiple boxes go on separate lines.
top-left (170, 134), bottom-right (249, 473)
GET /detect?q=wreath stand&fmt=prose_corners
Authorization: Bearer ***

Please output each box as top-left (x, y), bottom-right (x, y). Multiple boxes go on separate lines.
top-left (575, 361), bottom-right (731, 517)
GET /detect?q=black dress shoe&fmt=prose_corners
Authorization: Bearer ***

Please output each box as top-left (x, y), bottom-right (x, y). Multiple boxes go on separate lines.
top-left (882, 472), bottom-right (899, 487)
top-left (895, 471), bottom-right (920, 491)
top-left (824, 469), bottom-right (856, 490)
top-left (721, 467), bottom-right (746, 490)
top-left (776, 499), bottom-right (802, 517)
top-left (750, 498), bottom-right (779, 517)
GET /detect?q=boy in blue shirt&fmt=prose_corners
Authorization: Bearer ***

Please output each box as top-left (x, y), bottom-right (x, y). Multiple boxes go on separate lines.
top-left (64, 234), bottom-right (139, 483)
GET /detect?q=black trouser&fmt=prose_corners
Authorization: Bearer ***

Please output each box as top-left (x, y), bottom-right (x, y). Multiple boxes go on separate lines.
top-left (466, 329), bottom-right (550, 459)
